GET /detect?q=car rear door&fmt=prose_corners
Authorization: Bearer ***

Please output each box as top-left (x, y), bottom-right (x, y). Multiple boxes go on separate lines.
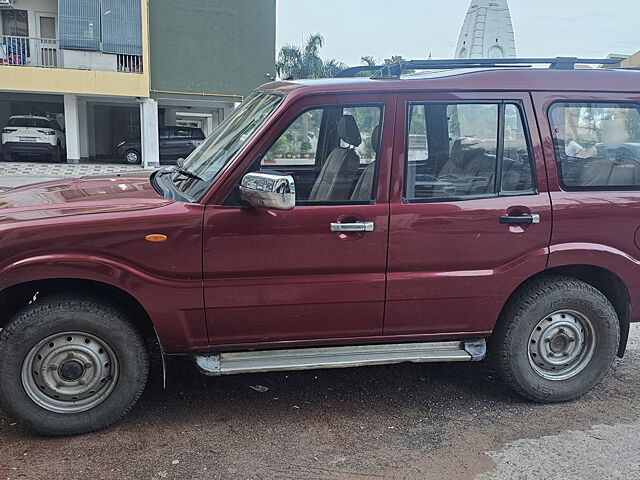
top-left (385, 91), bottom-right (552, 337)
top-left (202, 93), bottom-right (394, 346)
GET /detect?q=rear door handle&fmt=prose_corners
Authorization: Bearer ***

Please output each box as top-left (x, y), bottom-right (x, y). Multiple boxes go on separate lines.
top-left (330, 221), bottom-right (374, 233)
top-left (499, 214), bottom-right (540, 225)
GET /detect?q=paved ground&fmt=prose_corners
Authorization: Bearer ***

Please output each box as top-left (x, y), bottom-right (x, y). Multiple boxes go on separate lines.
top-left (1, 169), bottom-right (640, 479)
top-left (1, 325), bottom-right (639, 480)
top-left (0, 162), bottom-right (145, 191)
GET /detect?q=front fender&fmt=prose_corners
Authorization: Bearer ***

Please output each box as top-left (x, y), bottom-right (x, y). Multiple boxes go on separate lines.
top-left (0, 254), bottom-right (207, 354)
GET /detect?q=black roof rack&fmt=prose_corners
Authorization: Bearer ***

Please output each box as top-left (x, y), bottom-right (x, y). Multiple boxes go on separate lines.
top-left (335, 57), bottom-right (622, 78)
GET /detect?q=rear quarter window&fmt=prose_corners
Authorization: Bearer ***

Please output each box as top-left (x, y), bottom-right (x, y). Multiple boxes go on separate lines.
top-left (549, 102), bottom-right (640, 191)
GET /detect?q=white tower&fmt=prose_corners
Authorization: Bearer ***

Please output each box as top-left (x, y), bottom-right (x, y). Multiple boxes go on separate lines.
top-left (455, 0), bottom-right (517, 59)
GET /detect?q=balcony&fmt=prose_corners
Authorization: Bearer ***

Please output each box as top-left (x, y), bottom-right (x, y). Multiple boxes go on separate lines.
top-left (1, 35), bottom-right (60, 68)
top-left (0, 35), bottom-right (143, 73)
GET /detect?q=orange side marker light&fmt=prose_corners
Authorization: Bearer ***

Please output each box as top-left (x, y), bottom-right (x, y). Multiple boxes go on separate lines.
top-left (145, 234), bottom-right (167, 243)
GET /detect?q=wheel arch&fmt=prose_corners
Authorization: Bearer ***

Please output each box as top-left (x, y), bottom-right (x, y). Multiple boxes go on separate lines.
top-left (0, 278), bottom-right (156, 342)
top-left (498, 265), bottom-right (631, 358)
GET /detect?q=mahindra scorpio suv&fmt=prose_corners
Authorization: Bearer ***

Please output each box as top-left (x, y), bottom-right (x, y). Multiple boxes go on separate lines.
top-left (0, 57), bottom-right (638, 435)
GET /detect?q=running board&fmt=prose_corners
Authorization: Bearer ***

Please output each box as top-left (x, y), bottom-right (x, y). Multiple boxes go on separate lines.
top-left (193, 339), bottom-right (486, 376)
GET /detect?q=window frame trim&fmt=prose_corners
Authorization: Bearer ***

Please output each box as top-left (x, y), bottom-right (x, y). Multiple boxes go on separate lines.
top-left (548, 100), bottom-right (640, 192)
top-left (402, 99), bottom-right (538, 204)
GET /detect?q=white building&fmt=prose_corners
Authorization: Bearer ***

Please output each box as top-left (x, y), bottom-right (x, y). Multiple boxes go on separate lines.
top-left (454, 0), bottom-right (517, 59)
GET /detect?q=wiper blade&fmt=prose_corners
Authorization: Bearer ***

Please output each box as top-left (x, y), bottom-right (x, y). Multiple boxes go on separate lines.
top-left (174, 166), bottom-right (203, 182)
top-left (173, 158), bottom-right (203, 182)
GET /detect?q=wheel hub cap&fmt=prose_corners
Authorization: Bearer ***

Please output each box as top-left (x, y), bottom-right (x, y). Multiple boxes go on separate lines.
top-left (528, 310), bottom-right (596, 381)
top-left (59, 360), bottom-right (85, 381)
top-left (21, 332), bottom-right (119, 414)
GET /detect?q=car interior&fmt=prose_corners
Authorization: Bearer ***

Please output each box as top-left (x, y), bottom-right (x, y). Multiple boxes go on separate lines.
top-left (226, 105), bottom-right (382, 206)
top-left (551, 105), bottom-right (640, 189)
top-left (405, 103), bottom-right (534, 201)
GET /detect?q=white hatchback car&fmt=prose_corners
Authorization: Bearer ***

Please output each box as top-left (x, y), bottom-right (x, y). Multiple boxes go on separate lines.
top-left (2, 115), bottom-right (66, 162)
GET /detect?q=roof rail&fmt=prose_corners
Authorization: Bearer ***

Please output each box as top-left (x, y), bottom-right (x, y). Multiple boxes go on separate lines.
top-left (335, 57), bottom-right (622, 78)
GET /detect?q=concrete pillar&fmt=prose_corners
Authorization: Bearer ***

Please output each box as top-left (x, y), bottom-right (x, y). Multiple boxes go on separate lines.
top-left (63, 94), bottom-right (81, 164)
top-left (140, 98), bottom-right (159, 168)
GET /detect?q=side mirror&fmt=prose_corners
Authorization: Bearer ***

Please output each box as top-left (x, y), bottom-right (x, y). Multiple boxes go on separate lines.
top-left (239, 171), bottom-right (296, 210)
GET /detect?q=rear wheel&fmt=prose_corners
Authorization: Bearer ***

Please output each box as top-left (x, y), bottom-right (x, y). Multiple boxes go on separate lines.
top-left (3, 151), bottom-right (14, 162)
top-left (124, 149), bottom-right (140, 164)
top-left (0, 294), bottom-right (149, 436)
top-left (491, 276), bottom-right (619, 402)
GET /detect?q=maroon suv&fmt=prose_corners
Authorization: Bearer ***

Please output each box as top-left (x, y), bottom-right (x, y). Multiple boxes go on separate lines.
top-left (1, 58), bottom-right (639, 436)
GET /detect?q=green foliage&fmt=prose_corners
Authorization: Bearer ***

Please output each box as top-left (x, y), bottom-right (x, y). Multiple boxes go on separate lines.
top-left (276, 33), bottom-right (346, 80)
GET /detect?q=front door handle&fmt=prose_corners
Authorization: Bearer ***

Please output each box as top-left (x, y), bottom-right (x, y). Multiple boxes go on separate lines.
top-left (330, 221), bottom-right (374, 233)
top-left (499, 214), bottom-right (540, 225)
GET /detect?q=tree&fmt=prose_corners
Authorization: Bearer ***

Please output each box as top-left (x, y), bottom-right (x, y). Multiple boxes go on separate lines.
top-left (276, 33), bottom-right (345, 80)
top-left (360, 55), bottom-right (376, 67)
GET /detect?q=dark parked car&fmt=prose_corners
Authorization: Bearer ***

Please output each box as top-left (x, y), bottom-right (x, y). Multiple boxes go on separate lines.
top-left (1, 58), bottom-right (640, 436)
top-left (115, 126), bottom-right (205, 164)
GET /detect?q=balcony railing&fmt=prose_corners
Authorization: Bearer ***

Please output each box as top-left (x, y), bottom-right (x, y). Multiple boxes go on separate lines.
top-left (0, 35), bottom-right (61, 68)
top-left (0, 35), bottom-right (143, 73)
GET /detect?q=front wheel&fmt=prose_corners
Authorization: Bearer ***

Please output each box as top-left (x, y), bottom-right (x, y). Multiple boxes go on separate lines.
top-left (0, 294), bottom-right (149, 435)
top-left (491, 276), bottom-right (619, 402)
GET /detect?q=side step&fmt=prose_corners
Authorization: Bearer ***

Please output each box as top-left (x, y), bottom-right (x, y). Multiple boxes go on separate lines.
top-left (193, 339), bottom-right (486, 376)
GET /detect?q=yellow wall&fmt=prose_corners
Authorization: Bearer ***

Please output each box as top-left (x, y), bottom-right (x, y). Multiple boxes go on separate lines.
top-left (0, 0), bottom-right (150, 98)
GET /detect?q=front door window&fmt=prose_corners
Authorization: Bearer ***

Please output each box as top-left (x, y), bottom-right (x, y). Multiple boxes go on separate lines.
top-left (236, 104), bottom-right (382, 204)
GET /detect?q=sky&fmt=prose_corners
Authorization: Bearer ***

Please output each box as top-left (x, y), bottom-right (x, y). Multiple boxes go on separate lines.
top-left (276, 0), bottom-right (640, 65)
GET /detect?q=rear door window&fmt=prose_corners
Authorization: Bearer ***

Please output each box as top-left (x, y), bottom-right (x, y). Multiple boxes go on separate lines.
top-left (549, 102), bottom-right (640, 190)
top-left (405, 102), bottom-right (535, 202)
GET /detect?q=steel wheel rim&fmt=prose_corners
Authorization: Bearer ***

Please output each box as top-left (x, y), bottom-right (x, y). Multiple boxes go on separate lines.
top-left (126, 152), bottom-right (138, 163)
top-left (528, 309), bottom-right (596, 381)
top-left (21, 331), bottom-right (120, 413)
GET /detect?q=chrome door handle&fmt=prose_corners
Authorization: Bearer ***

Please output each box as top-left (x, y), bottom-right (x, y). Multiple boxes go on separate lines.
top-left (330, 221), bottom-right (374, 233)
top-left (499, 213), bottom-right (540, 225)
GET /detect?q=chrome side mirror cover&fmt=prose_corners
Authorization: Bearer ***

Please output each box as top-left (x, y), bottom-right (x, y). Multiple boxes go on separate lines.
top-left (239, 171), bottom-right (296, 210)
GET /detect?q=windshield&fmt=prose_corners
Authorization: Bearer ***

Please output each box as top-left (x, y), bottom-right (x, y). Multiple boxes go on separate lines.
top-left (169, 91), bottom-right (283, 201)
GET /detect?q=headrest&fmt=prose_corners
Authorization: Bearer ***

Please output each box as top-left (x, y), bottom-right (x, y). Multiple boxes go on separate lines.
top-left (337, 115), bottom-right (362, 147)
top-left (371, 125), bottom-right (381, 155)
top-left (450, 138), bottom-right (484, 168)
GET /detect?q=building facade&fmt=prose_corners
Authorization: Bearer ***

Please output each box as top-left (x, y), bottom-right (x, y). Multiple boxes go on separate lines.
top-left (0, 0), bottom-right (276, 166)
top-left (454, 0), bottom-right (517, 59)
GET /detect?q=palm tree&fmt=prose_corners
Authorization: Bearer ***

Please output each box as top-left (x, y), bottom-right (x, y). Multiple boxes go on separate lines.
top-left (360, 55), bottom-right (376, 67)
top-left (322, 58), bottom-right (348, 78)
top-left (276, 33), bottom-right (346, 79)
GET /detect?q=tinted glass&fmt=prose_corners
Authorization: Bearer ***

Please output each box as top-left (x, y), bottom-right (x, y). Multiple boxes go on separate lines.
top-left (173, 128), bottom-right (193, 138)
top-left (7, 118), bottom-right (51, 128)
top-left (549, 102), bottom-right (640, 190)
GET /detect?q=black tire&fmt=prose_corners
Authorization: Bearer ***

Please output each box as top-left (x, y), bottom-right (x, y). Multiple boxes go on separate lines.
top-left (0, 293), bottom-right (149, 436)
top-left (51, 144), bottom-right (62, 163)
top-left (490, 275), bottom-right (619, 403)
top-left (124, 149), bottom-right (140, 164)
top-left (3, 151), bottom-right (14, 162)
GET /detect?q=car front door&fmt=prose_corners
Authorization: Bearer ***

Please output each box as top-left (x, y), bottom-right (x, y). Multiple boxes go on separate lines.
top-left (385, 92), bottom-right (552, 337)
top-left (202, 94), bottom-right (394, 346)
